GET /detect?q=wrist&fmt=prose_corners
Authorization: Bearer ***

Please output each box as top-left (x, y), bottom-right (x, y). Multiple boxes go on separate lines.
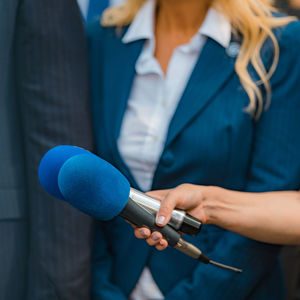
top-left (201, 185), bottom-right (225, 225)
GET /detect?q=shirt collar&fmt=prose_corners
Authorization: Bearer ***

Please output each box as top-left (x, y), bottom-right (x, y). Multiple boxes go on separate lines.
top-left (122, 0), bottom-right (231, 49)
top-left (122, 0), bottom-right (155, 44)
top-left (200, 8), bottom-right (231, 48)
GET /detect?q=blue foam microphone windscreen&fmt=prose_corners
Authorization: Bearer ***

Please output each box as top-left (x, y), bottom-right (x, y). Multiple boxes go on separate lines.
top-left (58, 153), bottom-right (130, 221)
top-left (38, 145), bottom-right (92, 199)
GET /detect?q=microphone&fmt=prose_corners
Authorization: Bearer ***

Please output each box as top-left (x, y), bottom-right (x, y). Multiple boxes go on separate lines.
top-left (129, 189), bottom-right (201, 236)
top-left (38, 146), bottom-right (242, 273)
top-left (39, 146), bottom-right (201, 235)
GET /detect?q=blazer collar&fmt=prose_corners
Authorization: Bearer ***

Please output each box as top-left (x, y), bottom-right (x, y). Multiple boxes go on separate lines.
top-left (164, 36), bottom-right (237, 148)
top-left (101, 28), bottom-right (238, 186)
top-left (101, 28), bottom-right (145, 189)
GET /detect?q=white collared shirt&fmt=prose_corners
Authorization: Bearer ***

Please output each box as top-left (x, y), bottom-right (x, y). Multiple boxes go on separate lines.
top-left (118, 1), bottom-right (231, 299)
top-left (119, 0), bottom-right (231, 192)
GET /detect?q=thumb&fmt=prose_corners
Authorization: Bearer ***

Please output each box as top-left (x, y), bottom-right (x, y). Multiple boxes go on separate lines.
top-left (156, 190), bottom-right (179, 227)
top-left (146, 189), bottom-right (171, 201)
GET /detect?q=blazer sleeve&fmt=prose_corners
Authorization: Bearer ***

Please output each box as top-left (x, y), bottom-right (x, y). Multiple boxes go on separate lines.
top-left (92, 222), bottom-right (127, 300)
top-left (164, 21), bottom-right (300, 300)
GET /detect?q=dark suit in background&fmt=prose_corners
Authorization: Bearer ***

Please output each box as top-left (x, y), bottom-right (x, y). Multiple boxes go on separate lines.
top-left (1, 0), bottom-right (94, 299)
top-left (0, 1), bottom-right (28, 299)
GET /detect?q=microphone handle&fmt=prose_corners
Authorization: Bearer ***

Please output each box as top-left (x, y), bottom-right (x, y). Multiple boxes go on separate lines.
top-left (120, 199), bottom-right (243, 273)
top-left (120, 198), bottom-right (181, 247)
top-left (129, 188), bottom-right (202, 236)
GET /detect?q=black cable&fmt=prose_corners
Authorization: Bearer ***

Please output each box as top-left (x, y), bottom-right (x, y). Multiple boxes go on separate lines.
top-left (209, 260), bottom-right (243, 273)
top-left (198, 252), bottom-right (243, 273)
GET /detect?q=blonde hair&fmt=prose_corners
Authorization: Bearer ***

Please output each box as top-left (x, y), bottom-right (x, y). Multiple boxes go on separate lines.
top-left (101, 0), bottom-right (295, 118)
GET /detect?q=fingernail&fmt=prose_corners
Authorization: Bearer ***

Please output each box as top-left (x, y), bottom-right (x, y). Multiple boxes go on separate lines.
top-left (140, 229), bottom-right (148, 237)
top-left (152, 233), bottom-right (160, 241)
top-left (156, 216), bottom-right (165, 225)
top-left (159, 241), bottom-right (164, 246)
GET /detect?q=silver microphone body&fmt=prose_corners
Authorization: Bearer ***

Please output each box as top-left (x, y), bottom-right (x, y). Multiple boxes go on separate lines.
top-left (129, 188), bottom-right (202, 236)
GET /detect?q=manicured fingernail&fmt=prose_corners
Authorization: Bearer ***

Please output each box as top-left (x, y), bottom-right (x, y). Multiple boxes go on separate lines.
top-left (140, 229), bottom-right (148, 237)
top-left (156, 216), bottom-right (165, 225)
top-left (152, 233), bottom-right (160, 241)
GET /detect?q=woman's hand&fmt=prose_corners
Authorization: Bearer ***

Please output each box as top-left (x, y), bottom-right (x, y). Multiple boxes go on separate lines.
top-left (133, 184), bottom-right (220, 250)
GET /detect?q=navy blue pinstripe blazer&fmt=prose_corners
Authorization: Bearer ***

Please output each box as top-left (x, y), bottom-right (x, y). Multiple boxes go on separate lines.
top-left (0, 0), bottom-right (94, 299)
top-left (88, 19), bottom-right (300, 300)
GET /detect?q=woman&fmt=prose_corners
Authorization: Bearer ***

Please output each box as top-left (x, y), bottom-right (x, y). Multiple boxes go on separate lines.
top-left (88, 0), bottom-right (300, 299)
top-left (133, 186), bottom-right (300, 247)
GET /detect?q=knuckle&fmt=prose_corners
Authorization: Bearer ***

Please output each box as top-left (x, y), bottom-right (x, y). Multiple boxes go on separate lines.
top-left (134, 230), bottom-right (142, 239)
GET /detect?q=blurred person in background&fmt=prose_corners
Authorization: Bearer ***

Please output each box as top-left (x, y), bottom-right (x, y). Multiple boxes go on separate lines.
top-left (0, 1), bottom-right (28, 299)
top-left (88, 0), bottom-right (300, 299)
top-left (16, 0), bottom-right (95, 299)
top-left (1, 0), bottom-right (95, 299)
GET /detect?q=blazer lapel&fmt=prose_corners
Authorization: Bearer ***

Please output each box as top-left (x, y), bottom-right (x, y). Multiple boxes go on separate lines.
top-left (101, 30), bottom-right (145, 188)
top-left (164, 37), bottom-right (237, 148)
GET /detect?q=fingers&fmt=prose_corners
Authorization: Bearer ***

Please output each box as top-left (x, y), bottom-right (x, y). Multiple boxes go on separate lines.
top-left (146, 232), bottom-right (163, 246)
top-left (133, 184), bottom-right (211, 252)
top-left (155, 238), bottom-right (168, 251)
top-left (134, 227), bottom-right (151, 239)
top-left (152, 184), bottom-right (209, 227)
top-left (147, 188), bottom-right (181, 227)
top-left (134, 228), bottom-right (168, 250)
top-left (146, 232), bottom-right (168, 251)
top-left (156, 189), bottom-right (182, 227)
top-left (134, 228), bottom-right (162, 245)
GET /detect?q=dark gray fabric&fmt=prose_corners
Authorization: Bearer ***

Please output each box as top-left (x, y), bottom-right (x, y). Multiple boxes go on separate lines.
top-left (0, 0), bottom-right (27, 220)
top-left (0, 0), bottom-right (28, 299)
top-left (14, 0), bottom-right (95, 299)
top-left (0, 220), bottom-right (28, 300)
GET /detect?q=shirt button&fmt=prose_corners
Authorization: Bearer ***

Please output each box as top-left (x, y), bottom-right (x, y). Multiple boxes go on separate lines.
top-left (161, 151), bottom-right (174, 167)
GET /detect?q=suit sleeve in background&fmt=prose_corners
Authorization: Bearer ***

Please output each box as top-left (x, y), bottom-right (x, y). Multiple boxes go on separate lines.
top-left (15, 0), bottom-right (95, 299)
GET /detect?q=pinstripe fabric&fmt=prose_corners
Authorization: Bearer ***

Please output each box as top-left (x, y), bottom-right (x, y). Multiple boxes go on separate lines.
top-left (0, 1), bottom-right (26, 220)
top-left (14, 0), bottom-right (95, 299)
top-left (0, 220), bottom-right (28, 300)
top-left (0, 0), bottom-right (28, 299)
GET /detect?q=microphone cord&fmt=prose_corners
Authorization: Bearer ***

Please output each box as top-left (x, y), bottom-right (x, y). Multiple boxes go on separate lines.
top-left (198, 252), bottom-right (242, 273)
top-left (176, 238), bottom-right (243, 273)
top-left (208, 260), bottom-right (243, 273)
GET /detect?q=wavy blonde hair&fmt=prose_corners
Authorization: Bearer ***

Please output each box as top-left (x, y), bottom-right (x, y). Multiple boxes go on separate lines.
top-left (101, 0), bottom-right (295, 118)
